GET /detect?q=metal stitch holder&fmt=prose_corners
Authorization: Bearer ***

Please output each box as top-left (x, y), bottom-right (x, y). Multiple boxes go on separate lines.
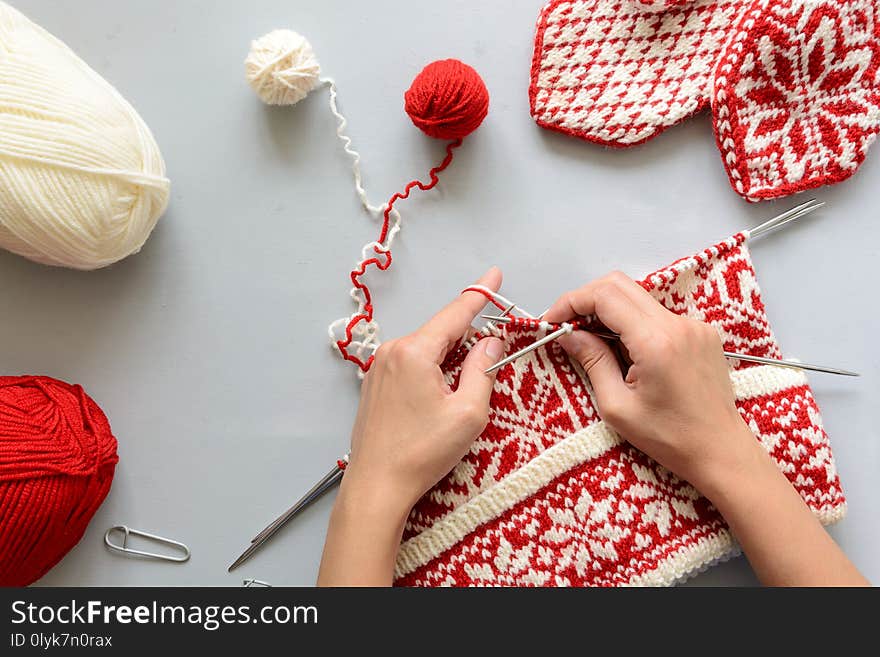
top-left (228, 455), bottom-right (350, 571)
top-left (242, 578), bottom-right (272, 587)
top-left (104, 525), bottom-right (191, 563)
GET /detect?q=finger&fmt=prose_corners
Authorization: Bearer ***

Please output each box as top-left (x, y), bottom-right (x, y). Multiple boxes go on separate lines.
top-left (607, 274), bottom-right (669, 320)
top-left (557, 331), bottom-right (631, 417)
top-left (455, 337), bottom-right (503, 407)
top-left (545, 273), bottom-right (661, 324)
top-left (545, 278), bottom-right (649, 340)
top-left (419, 267), bottom-right (502, 356)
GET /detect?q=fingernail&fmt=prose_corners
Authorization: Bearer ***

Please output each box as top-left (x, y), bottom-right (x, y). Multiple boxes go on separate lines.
top-left (478, 265), bottom-right (499, 281)
top-left (484, 337), bottom-right (503, 362)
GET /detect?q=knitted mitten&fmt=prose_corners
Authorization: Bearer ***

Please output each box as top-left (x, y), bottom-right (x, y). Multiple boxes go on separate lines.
top-left (712, 0), bottom-right (880, 200)
top-left (530, 0), bottom-right (747, 146)
top-left (530, 0), bottom-right (880, 200)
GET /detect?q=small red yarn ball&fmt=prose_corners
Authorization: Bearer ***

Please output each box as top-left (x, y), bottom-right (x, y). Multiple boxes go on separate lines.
top-left (404, 59), bottom-right (489, 140)
top-left (0, 376), bottom-right (118, 586)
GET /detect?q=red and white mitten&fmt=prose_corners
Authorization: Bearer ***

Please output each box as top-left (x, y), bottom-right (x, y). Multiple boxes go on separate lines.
top-left (631, 0), bottom-right (696, 11)
top-left (713, 0), bottom-right (880, 200)
top-left (529, 0), bottom-right (748, 146)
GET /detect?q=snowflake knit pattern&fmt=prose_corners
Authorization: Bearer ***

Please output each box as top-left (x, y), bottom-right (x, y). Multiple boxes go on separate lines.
top-left (529, 0), bottom-right (880, 201)
top-left (713, 0), bottom-right (880, 199)
top-left (394, 234), bottom-right (846, 587)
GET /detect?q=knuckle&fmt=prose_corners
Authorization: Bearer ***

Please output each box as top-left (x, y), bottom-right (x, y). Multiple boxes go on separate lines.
top-left (607, 270), bottom-right (629, 285)
top-left (598, 398), bottom-right (625, 425)
top-left (559, 289), bottom-right (583, 316)
top-left (392, 337), bottom-right (422, 363)
top-left (373, 341), bottom-right (396, 364)
top-left (649, 331), bottom-right (675, 356)
top-left (458, 402), bottom-right (488, 431)
top-left (593, 282), bottom-right (616, 306)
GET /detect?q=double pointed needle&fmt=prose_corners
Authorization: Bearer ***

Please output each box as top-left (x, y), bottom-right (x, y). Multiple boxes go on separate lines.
top-left (481, 315), bottom-right (858, 377)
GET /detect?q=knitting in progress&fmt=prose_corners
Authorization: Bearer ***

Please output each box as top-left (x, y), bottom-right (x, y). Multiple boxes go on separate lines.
top-left (529, 0), bottom-right (880, 201)
top-left (0, 376), bottom-right (118, 586)
top-left (395, 233), bottom-right (845, 586)
top-left (0, 2), bottom-right (169, 269)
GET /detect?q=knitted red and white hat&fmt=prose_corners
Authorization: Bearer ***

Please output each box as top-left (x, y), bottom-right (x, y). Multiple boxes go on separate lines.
top-left (529, 0), bottom-right (880, 201)
top-left (394, 234), bottom-right (846, 586)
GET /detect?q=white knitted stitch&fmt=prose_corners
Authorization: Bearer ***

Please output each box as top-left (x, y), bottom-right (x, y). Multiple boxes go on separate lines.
top-left (626, 503), bottom-right (846, 586)
top-left (530, 0), bottom-right (749, 146)
top-left (396, 365), bottom-right (814, 580)
top-left (711, 0), bottom-right (880, 201)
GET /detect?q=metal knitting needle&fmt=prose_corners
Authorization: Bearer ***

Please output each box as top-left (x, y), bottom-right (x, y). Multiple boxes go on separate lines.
top-left (748, 198), bottom-right (824, 239)
top-left (719, 352), bottom-right (858, 377)
top-left (485, 325), bottom-right (570, 374)
top-left (482, 315), bottom-right (620, 341)
top-left (482, 315), bottom-right (859, 377)
top-left (229, 461), bottom-right (345, 571)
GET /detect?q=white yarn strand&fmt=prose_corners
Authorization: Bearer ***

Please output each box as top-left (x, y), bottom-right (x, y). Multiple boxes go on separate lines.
top-left (243, 29), bottom-right (405, 373)
top-left (321, 83), bottom-right (404, 371)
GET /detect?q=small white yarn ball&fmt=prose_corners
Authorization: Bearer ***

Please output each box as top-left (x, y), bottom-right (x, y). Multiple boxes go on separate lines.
top-left (245, 29), bottom-right (321, 106)
top-left (0, 1), bottom-right (170, 270)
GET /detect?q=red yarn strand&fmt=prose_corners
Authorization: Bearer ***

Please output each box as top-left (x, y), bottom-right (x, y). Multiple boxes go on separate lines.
top-left (336, 140), bottom-right (462, 371)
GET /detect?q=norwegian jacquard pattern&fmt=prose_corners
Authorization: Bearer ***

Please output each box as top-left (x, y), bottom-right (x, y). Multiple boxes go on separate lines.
top-left (529, 0), bottom-right (746, 146)
top-left (713, 0), bottom-right (880, 200)
top-left (640, 232), bottom-right (783, 360)
top-left (396, 235), bottom-right (846, 586)
top-left (632, 0), bottom-right (696, 11)
top-left (404, 334), bottom-right (599, 539)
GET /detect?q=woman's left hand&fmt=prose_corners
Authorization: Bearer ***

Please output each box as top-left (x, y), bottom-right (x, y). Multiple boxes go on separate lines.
top-left (318, 267), bottom-right (504, 585)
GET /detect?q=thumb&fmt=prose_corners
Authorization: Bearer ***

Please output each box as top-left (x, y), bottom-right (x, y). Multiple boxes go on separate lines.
top-left (557, 331), bottom-right (630, 416)
top-left (455, 337), bottom-right (504, 406)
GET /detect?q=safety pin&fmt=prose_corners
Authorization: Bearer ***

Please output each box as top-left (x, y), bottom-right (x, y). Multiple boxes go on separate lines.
top-left (104, 525), bottom-right (191, 563)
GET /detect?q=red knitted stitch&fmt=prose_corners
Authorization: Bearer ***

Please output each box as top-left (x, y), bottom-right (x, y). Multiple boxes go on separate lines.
top-left (529, 0), bottom-right (747, 147)
top-left (712, 0), bottom-right (880, 200)
top-left (632, 0), bottom-right (695, 10)
top-left (396, 234), bottom-right (845, 586)
top-left (530, 0), bottom-right (880, 199)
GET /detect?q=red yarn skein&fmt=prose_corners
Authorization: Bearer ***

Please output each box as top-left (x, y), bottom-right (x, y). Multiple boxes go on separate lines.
top-left (0, 376), bottom-right (118, 586)
top-left (404, 59), bottom-right (489, 140)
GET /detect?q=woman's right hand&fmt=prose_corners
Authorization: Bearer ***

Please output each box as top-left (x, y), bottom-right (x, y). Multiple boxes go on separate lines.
top-left (543, 271), bottom-right (762, 494)
top-left (544, 272), bottom-right (868, 586)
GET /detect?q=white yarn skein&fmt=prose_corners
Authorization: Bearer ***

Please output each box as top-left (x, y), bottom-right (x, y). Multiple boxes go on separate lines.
top-left (245, 29), bottom-right (321, 106)
top-left (0, 2), bottom-right (170, 270)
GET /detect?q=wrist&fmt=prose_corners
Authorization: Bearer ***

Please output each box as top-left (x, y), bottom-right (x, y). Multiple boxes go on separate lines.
top-left (690, 419), bottom-right (775, 504)
top-left (333, 465), bottom-right (413, 533)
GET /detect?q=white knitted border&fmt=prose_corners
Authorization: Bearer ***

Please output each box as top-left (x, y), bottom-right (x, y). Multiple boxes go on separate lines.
top-left (396, 365), bottom-right (815, 580)
top-left (627, 503), bottom-right (847, 587)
